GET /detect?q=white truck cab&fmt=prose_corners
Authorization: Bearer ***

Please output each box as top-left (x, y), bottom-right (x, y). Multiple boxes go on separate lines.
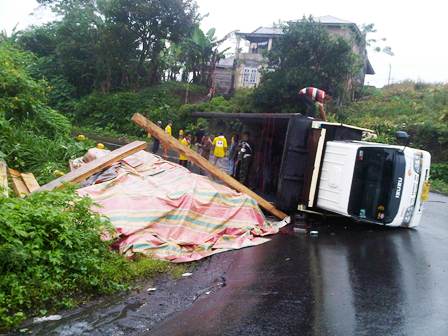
top-left (316, 141), bottom-right (431, 227)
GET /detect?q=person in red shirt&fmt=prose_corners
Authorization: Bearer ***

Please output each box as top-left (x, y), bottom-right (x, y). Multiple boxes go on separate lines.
top-left (298, 87), bottom-right (329, 121)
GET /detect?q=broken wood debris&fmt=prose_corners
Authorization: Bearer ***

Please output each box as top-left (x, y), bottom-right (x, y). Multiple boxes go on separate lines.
top-left (131, 113), bottom-right (288, 220)
top-left (8, 168), bottom-right (40, 197)
top-left (35, 141), bottom-right (147, 193)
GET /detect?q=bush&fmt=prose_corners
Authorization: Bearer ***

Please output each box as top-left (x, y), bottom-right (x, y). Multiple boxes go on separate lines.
top-left (0, 189), bottom-right (125, 329)
top-left (0, 188), bottom-right (179, 331)
top-left (431, 163), bottom-right (448, 181)
top-left (0, 119), bottom-right (91, 184)
top-left (0, 43), bottom-right (88, 183)
top-left (73, 82), bottom-right (206, 136)
top-left (0, 43), bottom-right (71, 138)
top-left (336, 82), bottom-right (448, 163)
top-left (180, 89), bottom-right (256, 114)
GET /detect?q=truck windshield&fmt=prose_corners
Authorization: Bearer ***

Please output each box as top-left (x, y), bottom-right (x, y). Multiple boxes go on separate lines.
top-left (348, 148), bottom-right (405, 224)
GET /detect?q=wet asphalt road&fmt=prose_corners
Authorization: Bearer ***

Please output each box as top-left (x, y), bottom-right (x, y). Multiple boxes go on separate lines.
top-left (147, 193), bottom-right (448, 336)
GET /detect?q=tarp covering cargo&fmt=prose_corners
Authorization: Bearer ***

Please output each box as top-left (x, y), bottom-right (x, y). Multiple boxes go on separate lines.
top-left (77, 151), bottom-right (286, 262)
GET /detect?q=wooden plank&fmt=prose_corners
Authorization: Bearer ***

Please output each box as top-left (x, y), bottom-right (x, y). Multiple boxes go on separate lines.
top-left (132, 113), bottom-right (288, 220)
top-left (8, 168), bottom-right (29, 198)
top-left (0, 161), bottom-right (8, 197)
top-left (21, 173), bottom-right (40, 193)
top-left (307, 129), bottom-right (326, 207)
top-left (35, 141), bottom-right (147, 192)
top-left (299, 129), bottom-right (321, 208)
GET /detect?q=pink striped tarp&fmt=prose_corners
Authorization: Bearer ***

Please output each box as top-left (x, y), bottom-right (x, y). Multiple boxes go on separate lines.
top-left (77, 151), bottom-right (287, 262)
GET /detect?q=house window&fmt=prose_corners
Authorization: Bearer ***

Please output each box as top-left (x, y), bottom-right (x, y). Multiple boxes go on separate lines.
top-left (242, 67), bottom-right (258, 86)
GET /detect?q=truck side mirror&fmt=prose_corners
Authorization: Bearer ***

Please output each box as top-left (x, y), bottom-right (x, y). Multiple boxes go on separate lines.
top-left (396, 131), bottom-right (410, 146)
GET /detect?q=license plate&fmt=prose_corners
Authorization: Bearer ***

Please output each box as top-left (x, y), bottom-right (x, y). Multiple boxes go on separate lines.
top-left (421, 181), bottom-right (430, 202)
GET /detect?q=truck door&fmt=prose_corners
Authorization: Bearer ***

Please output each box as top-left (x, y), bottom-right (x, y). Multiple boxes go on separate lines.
top-left (276, 116), bottom-right (312, 211)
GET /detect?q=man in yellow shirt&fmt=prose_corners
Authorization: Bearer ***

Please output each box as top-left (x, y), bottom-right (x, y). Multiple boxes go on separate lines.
top-left (211, 132), bottom-right (228, 168)
top-left (163, 120), bottom-right (173, 158)
top-left (178, 132), bottom-right (191, 168)
top-left (165, 120), bottom-right (173, 136)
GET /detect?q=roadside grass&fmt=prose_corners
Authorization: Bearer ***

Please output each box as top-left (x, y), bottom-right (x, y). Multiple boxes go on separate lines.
top-left (431, 179), bottom-right (448, 195)
top-left (72, 126), bottom-right (149, 144)
top-left (0, 188), bottom-right (185, 332)
top-left (123, 257), bottom-right (187, 282)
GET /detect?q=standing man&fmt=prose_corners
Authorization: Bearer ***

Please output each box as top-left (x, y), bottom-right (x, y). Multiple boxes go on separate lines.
top-left (200, 133), bottom-right (213, 161)
top-left (151, 120), bottom-right (163, 154)
top-left (228, 134), bottom-right (240, 176)
top-left (195, 127), bottom-right (205, 146)
top-left (165, 120), bottom-right (173, 136)
top-left (234, 132), bottom-right (253, 185)
top-left (163, 120), bottom-right (173, 158)
top-left (178, 132), bottom-right (191, 168)
top-left (178, 129), bottom-right (184, 141)
top-left (211, 132), bottom-right (228, 169)
top-left (298, 87), bottom-right (329, 121)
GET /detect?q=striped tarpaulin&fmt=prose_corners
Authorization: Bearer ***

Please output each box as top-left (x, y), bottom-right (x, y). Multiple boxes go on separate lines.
top-left (77, 151), bottom-right (287, 262)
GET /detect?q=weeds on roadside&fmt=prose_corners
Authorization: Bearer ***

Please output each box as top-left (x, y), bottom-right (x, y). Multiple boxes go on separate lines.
top-left (0, 188), bottom-right (179, 331)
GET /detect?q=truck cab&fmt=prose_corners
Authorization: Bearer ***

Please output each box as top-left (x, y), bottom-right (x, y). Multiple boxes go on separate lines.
top-left (316, 141), bottom-right (431, 227)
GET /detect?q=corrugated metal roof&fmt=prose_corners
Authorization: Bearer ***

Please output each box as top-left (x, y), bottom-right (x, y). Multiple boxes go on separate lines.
top-left (240, 16), bottom-right (356, 38)
top-left (251, 27), bottom-right (283, 35)
top-left (316, 15), bottom-right (353, 24)
top-left (216, 57), bottom-right (235, 68)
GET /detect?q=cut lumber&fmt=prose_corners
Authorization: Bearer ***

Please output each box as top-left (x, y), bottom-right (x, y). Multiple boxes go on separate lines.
top-left (8, 168), bottom-right (29, 198)
top-left (35, 141), bottom-right (147, 193)
top-left (132, 113), bottom-right (288, 220)
top-left (21, 173), bottom-right (40, 193)
top-left (0, 161), bottom-right (8, 197)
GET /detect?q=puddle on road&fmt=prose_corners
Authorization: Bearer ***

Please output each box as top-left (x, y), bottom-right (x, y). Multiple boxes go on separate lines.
top-left (13, 262), bottom-right (229, 336)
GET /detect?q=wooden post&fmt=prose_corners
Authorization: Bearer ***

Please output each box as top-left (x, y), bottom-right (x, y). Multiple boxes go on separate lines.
top-left (35, 141), bottom-right (147, 192)
top-left (0, 161), bottom-right (9, 197)
top-left (132, 113), bottom-right (288, 220)
top-left (21, 173), bottom-right (41, 193)
top-left (8, 168), bottom-right (29, 198)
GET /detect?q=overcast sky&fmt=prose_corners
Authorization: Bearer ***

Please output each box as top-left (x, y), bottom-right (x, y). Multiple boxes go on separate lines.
top-left (1, 0), bottom-right (447, 87)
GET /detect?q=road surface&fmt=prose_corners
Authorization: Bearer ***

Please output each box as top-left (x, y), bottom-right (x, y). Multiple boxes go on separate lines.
top-left (22, 193), bottom-right (447, 336)
top-left (147, 193), bottom-right (448, 336)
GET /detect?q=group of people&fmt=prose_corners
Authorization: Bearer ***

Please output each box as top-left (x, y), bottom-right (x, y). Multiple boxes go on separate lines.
top-left (149, 120), bottom-right (253, 185)
top-left (197, 131), bottom-right (253, 185)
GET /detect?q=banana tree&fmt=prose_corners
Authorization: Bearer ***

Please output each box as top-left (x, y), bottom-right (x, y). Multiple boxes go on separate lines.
top-left (179, 25), bottom-right (231, 86)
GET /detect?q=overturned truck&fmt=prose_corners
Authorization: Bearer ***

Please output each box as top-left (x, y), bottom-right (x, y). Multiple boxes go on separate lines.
top-left (192, 112), bottom-right (431, 228)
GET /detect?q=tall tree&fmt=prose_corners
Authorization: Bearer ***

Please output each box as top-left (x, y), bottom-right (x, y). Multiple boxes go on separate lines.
top-left (32, 0), bottom-right (198, 91)
top-left (253, 17), bottom-right (362, 113)
top-left (100, 0), bottom-right (198, 85)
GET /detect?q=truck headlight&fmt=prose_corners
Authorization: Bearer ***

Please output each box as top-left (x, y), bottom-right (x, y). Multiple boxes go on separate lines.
top-left (402, 206), bottom-right (414, 225)
top-left (413, 153), bottom-right (422, 174)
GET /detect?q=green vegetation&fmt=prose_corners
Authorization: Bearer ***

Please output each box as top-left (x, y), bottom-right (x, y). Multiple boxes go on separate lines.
top-left (16, 0), bottom-right (225, 98)
top-left (335, 82), bottom-right (448, 192)
top-left (0, 188), bottom-right (180, 330)
top-left (0, 42), bottom-right (184, 331)
top-left (336, 82), bottom-right (448, 162)
top-left (253, 17), bottom-right (362, 113)
top-left (180, 89), bottom-right (256, 114)
top-left (23, 0), bottom-right (198, 95)
top-left (0, 43), bottom-right (91, 184)
top-left (72, 82), bottom-right (206, 136)
top-left (431, 179), bottom-right (448, 194)
top-left (430, 163), bottom-right (448, 194)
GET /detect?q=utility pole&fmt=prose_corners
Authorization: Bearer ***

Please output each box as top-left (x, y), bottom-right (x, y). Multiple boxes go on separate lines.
top-left (387, 63), bottom-right (392, 86)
